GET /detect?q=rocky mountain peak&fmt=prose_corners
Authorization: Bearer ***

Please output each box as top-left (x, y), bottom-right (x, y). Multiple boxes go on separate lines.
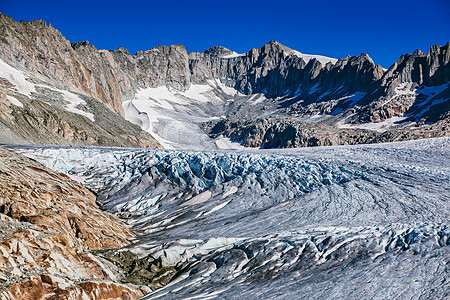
top-left (426, 42), bottom-right (450, 84)
top-left (358, 52), bottom-right (374, 63)
top-left (428, 43), bottom-right (448, 56)
top-left (262, 40), bottom-right (291, 54)
top-left (0, 13), bottom-right (448, 148)
top-left (335, 55), bottom-right (352, 67)
top-left (381, 43), bottom-right (449, 87)
top-left (413, 49), bottom-right (425, 56)
top-left (204, 45), bottom-right (234, 57)
top-left (267, 40), bottom-right (282, 46)
top-left (313, 52), bottom-right (383, 93)
top-left (351, 53), bottom-right (380, 75)
top-left (306, 58), bottom-right (324, 76)
top-left (71, 40), bottom-right (96, 50)
top-left (113, 45), bottom-right (131, 55)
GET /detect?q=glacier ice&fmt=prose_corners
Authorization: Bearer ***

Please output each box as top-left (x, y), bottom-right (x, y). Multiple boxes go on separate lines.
top-left (10, 137), bottom-right (450, 299)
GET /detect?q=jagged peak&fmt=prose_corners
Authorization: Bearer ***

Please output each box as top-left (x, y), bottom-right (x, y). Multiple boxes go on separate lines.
top-left (324, 61), bottom-right (333, 70)
top-left (412, 49), bottom-right (425, 56)
top-left (355, 52), bottom-right (375, 65)
top-left (18, 18), bottom-right (47, 27)
top-left (263, 40), bottom-right (283, 47)
top-left (205, 46), bottom-right (234, 57)
top-left (263, 40), bottom-right (291, 52)
top-left (109, 46), bottom-right (131, 55)
top-left (136, 44), bottom-right (186, 55)
top-left (260, 41), bottom-right (338, 65)
top-left (0, 13), bottom-right (63, 39)
top-left (428, 42), bottom-right (450, 56)
top-left (429, 44), bottom-right (441, 53)
top-left (335, 55), bottom-right (351, 66)
top-left (71, 40), bottom-right (97, 50)
top-left (267, 40), bottom-right (282, 46)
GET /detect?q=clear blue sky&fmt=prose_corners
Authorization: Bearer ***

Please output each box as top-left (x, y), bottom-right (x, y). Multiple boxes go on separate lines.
top-left (1, 0), bottom-right (449, 68)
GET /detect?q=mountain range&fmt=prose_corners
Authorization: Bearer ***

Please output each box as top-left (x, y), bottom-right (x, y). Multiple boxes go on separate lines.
top-left (0, 13), bottom-right (448, 149)
top-left (0, 12), bottom-right (449, 300)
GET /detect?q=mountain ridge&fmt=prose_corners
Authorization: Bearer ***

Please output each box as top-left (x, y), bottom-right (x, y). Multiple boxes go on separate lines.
top-left (0, 12), bottom-right (448, 149)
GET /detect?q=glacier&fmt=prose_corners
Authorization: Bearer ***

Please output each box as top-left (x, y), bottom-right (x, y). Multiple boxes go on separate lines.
top-left (9, 137), bottom-right (450, 299)
top-left (122, 80), bottom-right (246, 150)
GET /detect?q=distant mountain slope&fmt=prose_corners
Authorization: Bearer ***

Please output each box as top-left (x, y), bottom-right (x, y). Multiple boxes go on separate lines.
top-left (0, 13), bottom-right (161, 147)
top-left (0, 12), bottom-right (448, 149)
top-left (0, 61), bottom-right (161, 147)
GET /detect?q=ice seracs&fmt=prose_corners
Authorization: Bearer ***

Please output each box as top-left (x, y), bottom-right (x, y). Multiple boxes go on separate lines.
top-left (10, 137), bottom-right (450, 299)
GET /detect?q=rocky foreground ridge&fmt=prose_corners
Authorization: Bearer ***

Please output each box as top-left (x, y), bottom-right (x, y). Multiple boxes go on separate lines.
top-left (0, 147), bottom-right (150, 299)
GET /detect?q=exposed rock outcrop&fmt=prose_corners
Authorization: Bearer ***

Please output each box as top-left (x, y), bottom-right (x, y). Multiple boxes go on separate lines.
top-left (207, 117), bottom-right (352, 148)
top-left (0, 89), bottom-right (161, 148)
top-left (189, 41), bottom-right (383, 96)
top-left (0, 15), bottom-right (124, 115)
top-left (0, 147), bottom-right (147, 299)
top-left (0, 13), bottom-right (193, 111)
top-left (207, 117), bottom-right (450, 148)
top-left (354, 43), bottom-right (450, 124)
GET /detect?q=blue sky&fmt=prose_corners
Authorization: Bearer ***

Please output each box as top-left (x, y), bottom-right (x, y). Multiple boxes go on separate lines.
top-left (1, 0), bottom-right (449, 68)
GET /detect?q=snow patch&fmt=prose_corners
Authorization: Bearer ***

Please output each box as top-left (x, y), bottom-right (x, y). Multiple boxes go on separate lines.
top-left (123, 82), bottom-right (241, 150)
top-left (214, 137), bottom-right (249, 150)
top-left (0, 59), bottom-right (94, 121)
top-left (382, 82), bottom-right (416, 106)
top-left (0, 59), bottom-right (36, 96)
top-left (288, 50), bottom-right (337, 65)
top-left (6, 95), bottom-right (23, 107)
top-left (221, 52), bottom-right (245, 59)
top-left (59, 90), bottom-right (95, 121)
top-left (338, 116), bottom-right (408, 132)
top-left (413, 83), bottom-right (449, 119)
top-left (295, 113), bottom-right (333, 123)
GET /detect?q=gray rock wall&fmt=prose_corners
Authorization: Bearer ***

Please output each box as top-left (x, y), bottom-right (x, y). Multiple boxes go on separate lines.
top-left (0, 13), bottom-right (448, 129)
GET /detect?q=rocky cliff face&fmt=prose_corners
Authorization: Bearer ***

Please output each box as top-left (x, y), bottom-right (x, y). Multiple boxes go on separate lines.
top-left (207, 117), bottom-right (450, 148)
top-left (0, 13), bottom-right (194, 113)
top-left (0, 87), bottom-right (161, 148)
top-left (207, 117), bottom-right (363, 148)
top-left (1, 11), bottom-right (435, 119)
top-left (0, 12), bottom-right (448, 149)
top-left (354, 43), bottom-right (450, 124)
top-left (0, 15), bottom-right (125, 115)
top-left (190, 41), bottom-right (384, 97)
top-left (0, 13), bottom-right (162, 147)
top-left (197, 42), bottom-right (448, 147)
top-left (0, 147), bottom-right (148, 299)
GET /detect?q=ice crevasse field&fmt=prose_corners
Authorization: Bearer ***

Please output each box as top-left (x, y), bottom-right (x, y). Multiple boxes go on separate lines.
top-left (10, 137), bottom-right (450, 299)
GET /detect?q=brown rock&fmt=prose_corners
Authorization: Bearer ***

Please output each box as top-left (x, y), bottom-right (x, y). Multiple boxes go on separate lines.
top-left (2, 275), bottom-right (144, 300)
top-left (0, 147), bottom-right (133, 250)
top-left (0, 147), bottom-right (146, 299)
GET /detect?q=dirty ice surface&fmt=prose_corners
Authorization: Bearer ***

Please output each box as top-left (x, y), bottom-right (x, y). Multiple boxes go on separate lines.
top-left (11, 137), bottom-right (450, 299)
